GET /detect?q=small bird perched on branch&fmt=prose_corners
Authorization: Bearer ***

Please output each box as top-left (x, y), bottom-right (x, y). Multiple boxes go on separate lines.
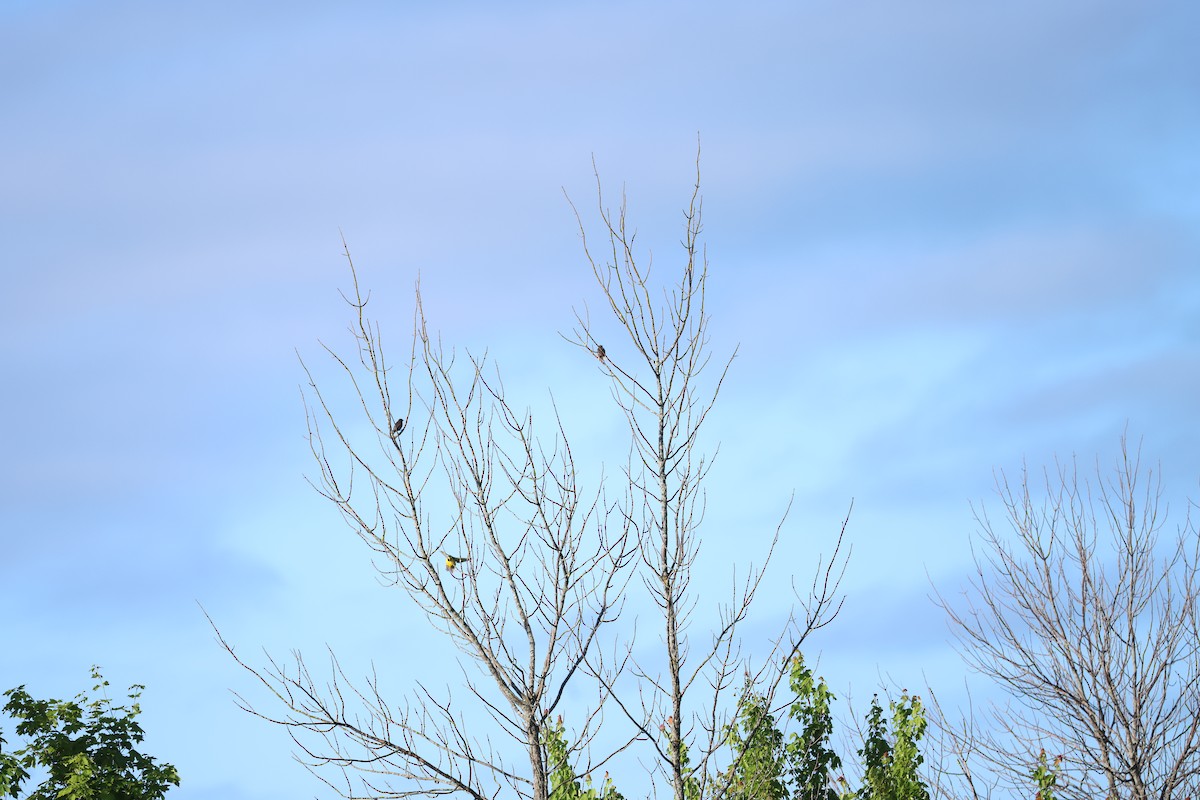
top-left (391, 417), bottom-right (405, 437)
top-left (445, 554), bottom-right (469, 572)
top-left (595, 344), bottom-right (606, 361)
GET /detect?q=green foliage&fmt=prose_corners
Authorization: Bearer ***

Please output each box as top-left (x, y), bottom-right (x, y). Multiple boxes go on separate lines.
top-left (784, 655), bottom-right (842, 800)
top-left (0, 732), bottom-right (30, 799)
top-left (1030, 749), bottom-right (1062, 800)
top-left (854, 692), bottom-right (929, 800)
top-left (544, 717), bottom-right (624, 800)
top-left (721, 655), bottom-right (849, 800)
top-left (0, 667), bottom-right (179, 800)
top-left (857, 698), bottom-right (890, 800)
top-left (550, 657), bottom-right (1054, 800)
top-left (719, 659), bottom-right (928, 800)
top-left (722, 680), bottom-right (786, 800)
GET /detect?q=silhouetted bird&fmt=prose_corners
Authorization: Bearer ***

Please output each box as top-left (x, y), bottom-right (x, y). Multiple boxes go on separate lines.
top-left (596, 344), bottom-right (606, 361)
top-left (391, 417), bottom-right (405, 436)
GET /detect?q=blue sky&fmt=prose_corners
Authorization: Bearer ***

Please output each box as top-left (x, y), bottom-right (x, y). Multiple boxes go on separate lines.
top-left (2, 2), bottom-right (1198, 798)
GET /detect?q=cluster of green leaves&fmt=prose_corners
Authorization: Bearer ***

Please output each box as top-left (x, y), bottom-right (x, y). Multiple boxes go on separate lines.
top-left (722, 689), bottom-right (786, 800)
top-left (855, 689), bottom-right (927, 800)
top-left (1030, 749), bottom-right (1062, 800)
top-left (785, 655), bottom-right (842, 800)
top-left (720, 655), bottom-right (929, 800)
top-left (0, 667), bottom-right (179, 800)
top-left (544, 717), bottom-right (624, 800)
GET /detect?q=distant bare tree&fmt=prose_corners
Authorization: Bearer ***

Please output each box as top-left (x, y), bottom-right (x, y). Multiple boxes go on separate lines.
top-left (937, 438), bottom-right (1200, 800)
top-left (211, 154), bottom-right (847, 800)
top-left (565, 153), bottom-right (848, 800)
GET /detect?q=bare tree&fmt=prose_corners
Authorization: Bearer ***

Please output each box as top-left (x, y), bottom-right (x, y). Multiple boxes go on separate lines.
top-left (937, 438), bottom-right (1200, 800)
top-left (212, 258), bottom-right (638, 800)
top-left (211, 155), bottom-right (847, 800)
top-left (565, 153), bottom-right (848, 800)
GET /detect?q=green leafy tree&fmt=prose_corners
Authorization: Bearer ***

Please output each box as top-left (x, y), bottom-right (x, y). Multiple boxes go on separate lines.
top-left (886, 693), bottom-right (928, 800)
top-left (855, 693), bottom-right (929, 800)
top-left (784, 655), bottom-right (842, 800)
top-left (0, 667), bottom-right (179, 800)
top-left (708, 657), bottom-right (925, 800)
top-left (858, 698), bottom-right (890, 800)
top-left (718, 656), bottom-right (931, 800)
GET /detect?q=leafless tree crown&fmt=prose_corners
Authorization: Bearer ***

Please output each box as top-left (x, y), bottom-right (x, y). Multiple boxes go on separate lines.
top-left (935, 437), bottom-right (1200, 800)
